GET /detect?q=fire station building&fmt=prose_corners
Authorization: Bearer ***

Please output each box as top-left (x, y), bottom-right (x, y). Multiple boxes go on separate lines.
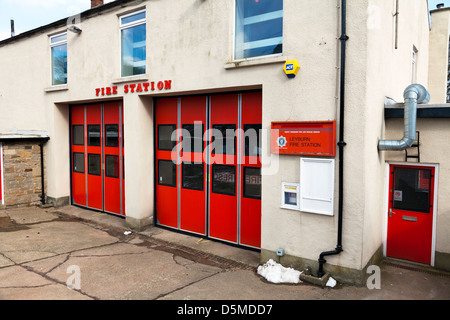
top-left (1, 0), bottom-right (450, 285)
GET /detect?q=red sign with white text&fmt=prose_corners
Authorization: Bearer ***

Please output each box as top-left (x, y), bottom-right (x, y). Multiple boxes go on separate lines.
top-left (271, 121), bottom-right (336, 157)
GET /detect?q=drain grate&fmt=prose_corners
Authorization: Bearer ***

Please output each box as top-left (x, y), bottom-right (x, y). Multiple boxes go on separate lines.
top-left (52, 210), bottom-right (257, 272)
top-left (140, 237), bottom-right (257, 272)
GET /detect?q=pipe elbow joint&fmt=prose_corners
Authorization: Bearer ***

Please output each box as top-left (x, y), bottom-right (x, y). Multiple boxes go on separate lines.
top-left (404, 84), bottom-right (430, 104)
top-left (378, 137), bottom-right (413, 151)
top-left (378, 84), bottom-right (430, 152)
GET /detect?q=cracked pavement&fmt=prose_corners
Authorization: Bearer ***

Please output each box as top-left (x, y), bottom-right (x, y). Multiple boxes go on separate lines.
top-left (0, 206), bottom-right (449, 301)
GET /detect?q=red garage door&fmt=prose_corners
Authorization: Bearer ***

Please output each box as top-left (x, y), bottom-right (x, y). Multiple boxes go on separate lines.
top-left (70, 101), bottom-right (125, 216)
top-left (155, 92), bottom-right (262, 249)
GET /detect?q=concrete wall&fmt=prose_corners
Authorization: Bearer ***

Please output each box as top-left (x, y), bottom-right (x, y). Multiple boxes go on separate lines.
top-left (381, 5), bottom-right (450, 270)
top-left (363, 0), bottom-right (431, 271)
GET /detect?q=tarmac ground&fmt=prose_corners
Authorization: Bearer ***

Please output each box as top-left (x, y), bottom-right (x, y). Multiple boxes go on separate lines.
top-left (0, 205), bottom-right (449, 308)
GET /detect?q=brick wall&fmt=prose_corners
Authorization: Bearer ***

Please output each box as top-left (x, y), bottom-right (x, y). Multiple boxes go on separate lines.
top-left (1, 141), bottom-right (45, 208)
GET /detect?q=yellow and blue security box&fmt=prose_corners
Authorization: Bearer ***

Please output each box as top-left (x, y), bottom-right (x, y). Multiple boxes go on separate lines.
top-left (283, 60), bottom-right (300, 78)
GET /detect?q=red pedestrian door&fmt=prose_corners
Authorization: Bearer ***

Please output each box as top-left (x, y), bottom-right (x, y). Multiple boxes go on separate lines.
top-left (70, 101), bottom-right (125, 216)
top-left (386, 165), bottom-right (435, 265)
top-left (155, 92), bottom-right (262, 249)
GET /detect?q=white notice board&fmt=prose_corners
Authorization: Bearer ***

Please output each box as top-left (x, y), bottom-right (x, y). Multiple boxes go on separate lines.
top-left (300, 158), bottom-right (335, 216)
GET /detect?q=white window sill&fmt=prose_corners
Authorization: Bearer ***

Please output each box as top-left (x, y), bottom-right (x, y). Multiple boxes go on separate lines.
top-left (111, 74), bottom-right (149, 84)
top-left (224, 55), bottom-right (287, 69)
top-left (44, 85), bottom-right (68, 92)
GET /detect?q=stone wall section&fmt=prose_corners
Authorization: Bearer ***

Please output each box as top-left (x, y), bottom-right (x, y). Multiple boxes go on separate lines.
top-left (1, 141), bottom-right (46, 208)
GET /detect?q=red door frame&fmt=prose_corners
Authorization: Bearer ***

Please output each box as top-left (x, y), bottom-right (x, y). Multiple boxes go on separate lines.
top-left (240, 91), bottom-right (262, 248)
top-left (208, 93), bottom-right (239, 243)
top-left (70, 101), bottom-right (125, 216)
top-left (86, 104), bottom-right (103, 211)
top-left (386, 163), bottom-right (437, 265)
top-left (155, 97), bottom-right (179, 229)
top-left (155, 92), bottom-right (262, 249)
top-left (180, 96), bottom-right (208, 235)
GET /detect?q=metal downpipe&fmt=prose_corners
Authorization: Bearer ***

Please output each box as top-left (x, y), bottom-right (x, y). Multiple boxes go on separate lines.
top-left (378, 84), bottom-right (430, 151)
top-left (39, 138), bottom-right (49, 205)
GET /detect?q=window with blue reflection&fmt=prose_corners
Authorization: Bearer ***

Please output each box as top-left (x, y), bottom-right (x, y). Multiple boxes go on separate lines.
top-left (121, 10), bottom-right (146, 77)
top-left (50, 33), bottom-right (67, 85)
top-left (235, 0), bottom-right (283, 60)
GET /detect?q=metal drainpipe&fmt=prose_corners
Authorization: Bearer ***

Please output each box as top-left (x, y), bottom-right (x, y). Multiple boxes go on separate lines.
top-left (39, 139), bottom-right (49, 205)
top-left (317, 0), bottom-right (348, 279)
top-left (378, 84), bottom-right (430, 151)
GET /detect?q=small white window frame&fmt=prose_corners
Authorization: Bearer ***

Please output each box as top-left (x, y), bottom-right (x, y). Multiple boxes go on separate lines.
top-left (281, 182), bottom-right (300, 211)
top-left (119, 9), bottom-right (147, 78)
top-left (49, 32), bottom-right (68, 86)
top-left (300, 158), bottom-right (335, 216)
top-left (120, 9), bottom-right (146, 29)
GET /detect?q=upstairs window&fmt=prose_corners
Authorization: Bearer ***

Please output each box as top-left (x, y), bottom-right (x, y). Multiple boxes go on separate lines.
top-left (50, 32), bottom-right (67, 85)
top-left (234, 0), bottom-right (283, 60)
top-left (120, 9), bottom-right (146, 77)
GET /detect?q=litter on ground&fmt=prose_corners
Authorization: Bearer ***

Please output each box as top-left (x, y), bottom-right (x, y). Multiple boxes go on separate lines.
top-left (257, 259), bottom-right (302, 284)
top-left (326, 276), bottom-right (337, 287)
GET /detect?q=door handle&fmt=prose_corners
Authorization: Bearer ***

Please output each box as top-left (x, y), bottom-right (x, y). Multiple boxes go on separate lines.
top-left (389, 208), bottom-right (395, 218)
top-left (402, 216), bottom-right (418, 222)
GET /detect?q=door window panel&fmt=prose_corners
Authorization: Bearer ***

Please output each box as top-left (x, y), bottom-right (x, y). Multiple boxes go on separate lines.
top-left (182, 162), bottom-right (204, 191)
top-left (243, 167), bottom-right (261, 199)
top-left (73, 152), bottom-right (85, 173)
top-left (158, 125), bottom-right (177, 151)
top-left (88, 125), bottom-right (101, 146)
top-left (393, 167), bottom-right (431, 213)
top-left (105, 124), bottom-right (119, 147)
top-left (105, 155), bottom-right (119, 178)
top-left (212, 164), bottom-right (236, 196)
top-left (88, 154), bottom-right (102, 176)
top-left (182, 124), bottom-right (204, 153)
top-left (244, 124), bottom-right (262, 157)
top-left (158, 160), bottom-right (176, 187)
top-left (212, 124), bottom-right (236, 155)
top-left (72, 125), bottom-right (84, 146)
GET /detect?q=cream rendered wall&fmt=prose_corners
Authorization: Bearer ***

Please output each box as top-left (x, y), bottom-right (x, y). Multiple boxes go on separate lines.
top-left (382, 6), bottom-right (450, 262)
top-left (428, 8), bottom-right (450, 104)
top-left (0, 0), bottom-right (339, 228)
top-left (0, 0), bottom-right (438, 278)
top-left (0, 0), bottom-right (345, 263)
